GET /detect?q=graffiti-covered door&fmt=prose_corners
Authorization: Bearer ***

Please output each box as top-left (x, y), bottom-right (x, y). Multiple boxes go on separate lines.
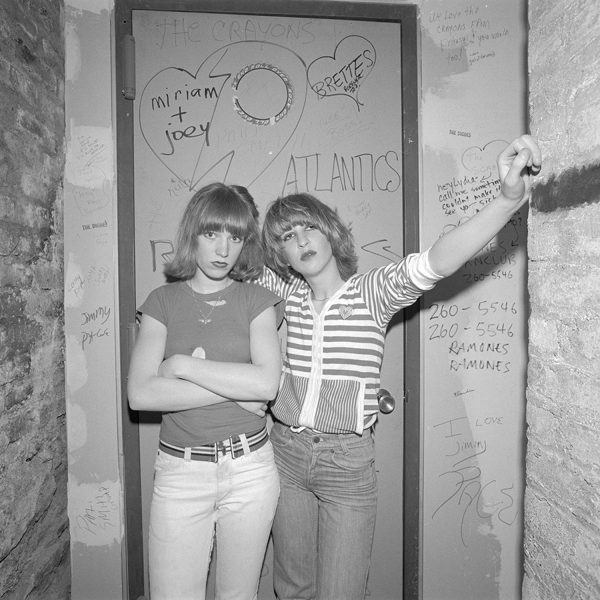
top-left (126, 4), bottom-right (418, 598)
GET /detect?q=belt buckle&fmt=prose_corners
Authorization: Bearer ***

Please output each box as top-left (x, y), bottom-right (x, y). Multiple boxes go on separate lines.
top-left (227, 436), bottom-right (236, 459)
top-left (214, 440), bottom-right (225, 461)
top-left (214, 438), bottom-right (235, 460)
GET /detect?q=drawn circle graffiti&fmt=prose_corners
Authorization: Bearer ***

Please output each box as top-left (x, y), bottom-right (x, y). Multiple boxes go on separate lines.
top-left (232, 63), bottom-right (294, 125)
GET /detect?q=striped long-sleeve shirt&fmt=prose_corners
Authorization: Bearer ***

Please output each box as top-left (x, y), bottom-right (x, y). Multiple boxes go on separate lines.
top-left (260, 251), bottom-right (442, 434)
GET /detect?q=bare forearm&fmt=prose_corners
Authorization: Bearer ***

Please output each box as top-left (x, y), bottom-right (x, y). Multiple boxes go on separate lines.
top-left (164, 355), bottom-right (281, 401)
top-left (127, 375), bottom-right (226, 412)
top-left (429, 194), bottom-right (523, 277)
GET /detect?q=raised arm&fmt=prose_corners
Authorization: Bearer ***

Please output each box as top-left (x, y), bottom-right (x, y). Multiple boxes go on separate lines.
top-left (158, 305), bottom-right (282, 402)
top-left (428, 134), bottom-right (542, 277)
top-left (127, 314), bottom-right (228, 411)
top-left (255, 265), bottom-right (306, 298)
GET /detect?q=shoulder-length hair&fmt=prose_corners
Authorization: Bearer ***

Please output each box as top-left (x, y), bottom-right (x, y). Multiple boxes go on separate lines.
top-left (165, 182), bottom-right (263, 281)
top-left (262, 193), bottom-right (358, 281)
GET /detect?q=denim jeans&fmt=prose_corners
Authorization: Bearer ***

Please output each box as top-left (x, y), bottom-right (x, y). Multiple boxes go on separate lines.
top-left (148, 441), bottom-right (280, 600)
top-left (270, 422), bottom-right (377, 600)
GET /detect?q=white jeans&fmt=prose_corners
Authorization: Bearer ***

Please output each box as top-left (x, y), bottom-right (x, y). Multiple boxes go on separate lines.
top-left (149, 441), bottom-right (280, 600)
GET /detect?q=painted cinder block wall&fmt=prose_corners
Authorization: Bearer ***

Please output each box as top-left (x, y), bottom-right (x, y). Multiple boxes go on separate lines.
top-left (0, 1), bottom-right (70, 598)
top-left (524, 1), bottom-right (600, 598)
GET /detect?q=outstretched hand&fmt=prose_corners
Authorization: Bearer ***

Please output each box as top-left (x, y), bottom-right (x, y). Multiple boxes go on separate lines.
top-left (498, 134), bottom-right (542, 206)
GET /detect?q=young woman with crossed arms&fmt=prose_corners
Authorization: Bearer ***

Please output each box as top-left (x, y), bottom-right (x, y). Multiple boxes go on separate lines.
top-left (127, 183), bottom-right (283, 600)
top-left (259, 135), bottom-right (541, 600)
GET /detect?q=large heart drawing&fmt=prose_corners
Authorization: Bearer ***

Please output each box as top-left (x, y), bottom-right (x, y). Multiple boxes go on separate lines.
top-left (307, 35), bottom-right (376, 110)
top-left (139, 41), bottom-right (308, 190)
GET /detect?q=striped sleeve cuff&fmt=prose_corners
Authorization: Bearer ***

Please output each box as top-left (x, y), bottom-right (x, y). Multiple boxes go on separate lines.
top-left (405, 248), bottom-right (444, 290)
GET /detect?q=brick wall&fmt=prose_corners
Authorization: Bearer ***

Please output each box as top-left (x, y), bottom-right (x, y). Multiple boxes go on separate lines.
top-left (524, 1), bottom-right (600, 599)
top-left (0, 1), bottom-right (70, 598)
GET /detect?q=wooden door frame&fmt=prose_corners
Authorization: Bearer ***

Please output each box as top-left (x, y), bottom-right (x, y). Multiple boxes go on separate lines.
top-left (115, 2), bottom-right (420, 598)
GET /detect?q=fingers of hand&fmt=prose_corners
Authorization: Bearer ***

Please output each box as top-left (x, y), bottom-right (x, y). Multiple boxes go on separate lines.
top-left (513, 148), bottom-right (532, 171)
top-left (512, 135), bottom-right (542, 173)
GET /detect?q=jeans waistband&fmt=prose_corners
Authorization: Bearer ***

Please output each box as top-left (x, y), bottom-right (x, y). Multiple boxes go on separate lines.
top-left (159, 426), bottom-right (268, 463)
top-left (287, 425), bottom-right (373, 439)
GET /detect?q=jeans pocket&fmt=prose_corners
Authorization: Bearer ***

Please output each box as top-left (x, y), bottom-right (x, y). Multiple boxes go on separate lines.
top-left (154, 449), bottom-right (183, 474)
top-left (330, 439), bottom-right (375, 472)
top-left (270, 423), bottom-right (293, 449)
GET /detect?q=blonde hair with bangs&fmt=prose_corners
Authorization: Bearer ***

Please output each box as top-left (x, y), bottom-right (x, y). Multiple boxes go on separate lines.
top-left (262, 193), bottom-right (358, 281)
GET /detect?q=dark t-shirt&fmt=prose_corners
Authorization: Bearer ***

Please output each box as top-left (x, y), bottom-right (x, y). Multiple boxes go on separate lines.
top-left (139, 279), bottom-right (281, 445)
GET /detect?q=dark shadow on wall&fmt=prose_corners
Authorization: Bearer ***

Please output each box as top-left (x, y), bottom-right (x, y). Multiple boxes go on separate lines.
top-left (532, 162), bottom-right (600, 212)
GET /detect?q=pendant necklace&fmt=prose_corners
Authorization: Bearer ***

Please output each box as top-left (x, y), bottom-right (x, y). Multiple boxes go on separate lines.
top-left (187, 280), bottom-right (225, 326)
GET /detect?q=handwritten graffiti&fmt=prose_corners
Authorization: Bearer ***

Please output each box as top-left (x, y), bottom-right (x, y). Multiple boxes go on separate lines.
top-left (76, 486), bottom-right (118, 536)
top-left (307, 36), bottom-right (376, 110)
top-left (139, 41), bottom-right (308, 189)
top-left (281, 150), bottom-right (400, 195)
top-left (431, 417), bottom-right (519, 546)
top-left (461, 139), bottom-right (507, 176)
top-left (150, 239), bottom-right (175, 272)
top-left (150, 15), bottom-right (317, 48)
top-left (360, 239), bottom-right (402, 262)
top-left (81, 305), bottom-right (111, 350)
